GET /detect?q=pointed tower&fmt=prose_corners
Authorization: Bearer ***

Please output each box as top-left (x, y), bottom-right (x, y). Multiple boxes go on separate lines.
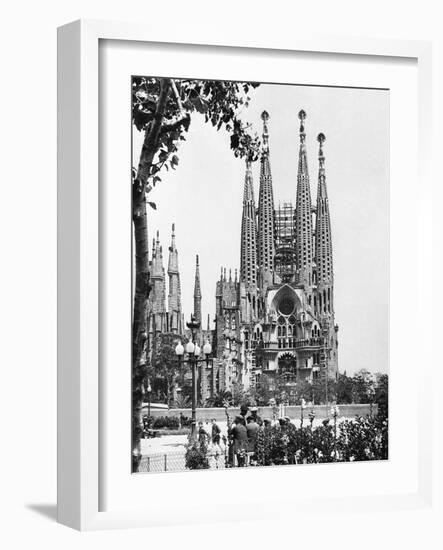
top-left (167, 223), bottom-right (182, 334)
top-left (257, 111), bottom-right (276, 289)
top-left (295, 110), bottom-right (314, 288)
top-left (314, 133), bottom-right (339, 379)
top-left (240, 159), bottom-right (258, 288)
top-left (193, 254), bottom-right (202, 326)
top-left (315, 133), bottom-right (334, 316)
top-left (150, 231), bottom-right (166, 332)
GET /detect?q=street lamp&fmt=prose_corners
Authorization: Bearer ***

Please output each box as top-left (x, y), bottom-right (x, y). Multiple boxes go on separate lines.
top-left (146, 379), bottom-right (152, 418)
top-left (175, 315), bottom-right (213, 439)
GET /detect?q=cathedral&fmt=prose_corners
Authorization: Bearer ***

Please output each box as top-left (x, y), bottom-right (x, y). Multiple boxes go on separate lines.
top-left (146, 109), bottom-right (339, 403)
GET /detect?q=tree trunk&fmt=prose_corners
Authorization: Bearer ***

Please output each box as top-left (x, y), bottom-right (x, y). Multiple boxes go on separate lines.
top-left (132, 79), bottom-right (171, 471)
top-left (166, 375), bottom-right (171, 409)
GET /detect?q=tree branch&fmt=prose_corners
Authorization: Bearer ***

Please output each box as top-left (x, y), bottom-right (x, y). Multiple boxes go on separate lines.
top-left (136, 79), bottom-right (171, 185)
top-left (170, 79), bottom-right (184, 114)
top-left (159, 113), bottom-right (191, 135)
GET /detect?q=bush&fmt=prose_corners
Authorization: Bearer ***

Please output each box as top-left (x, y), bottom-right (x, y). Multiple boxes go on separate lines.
top-left (253, 414), bottom-right (388, 466)
top-left (146, 415), bottom-right (192, 429)
top-left (185, 440), bottom-right (209, 470)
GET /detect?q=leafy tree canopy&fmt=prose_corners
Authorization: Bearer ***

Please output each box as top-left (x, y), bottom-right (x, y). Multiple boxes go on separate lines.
top-left (132, 77), bottom-right (261, 201)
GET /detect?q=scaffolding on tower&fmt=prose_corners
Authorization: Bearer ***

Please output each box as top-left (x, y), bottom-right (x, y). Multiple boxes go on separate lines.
top-left (274, 202), bottom-right (297, 283)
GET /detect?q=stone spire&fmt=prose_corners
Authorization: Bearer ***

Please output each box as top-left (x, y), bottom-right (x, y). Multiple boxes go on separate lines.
top-left (167, 223), bottom-right (182, 334)
top-left (295, 109), bottom-right (314, 287)
top-left (240, 159), bottom-right (258, 288)
top-left (150, 231), bottom-right (166, 333)
top-left (257, 110), bottom-right (276, 286)
top-left (151, 231), bottom-right (162, 278)
top-left (315, 133), bottom-right (334, 315)
top-left (193, 254), bottom-right (202, 325)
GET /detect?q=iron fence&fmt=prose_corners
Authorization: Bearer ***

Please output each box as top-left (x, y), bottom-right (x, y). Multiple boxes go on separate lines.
top-left (139, 449), bottom-right (227, 473)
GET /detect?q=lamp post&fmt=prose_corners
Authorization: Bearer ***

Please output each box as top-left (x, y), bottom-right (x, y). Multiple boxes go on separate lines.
top-left (175, 315), bottom-right (213, 440)
top-left (147, 379), bottom-right (152, 418)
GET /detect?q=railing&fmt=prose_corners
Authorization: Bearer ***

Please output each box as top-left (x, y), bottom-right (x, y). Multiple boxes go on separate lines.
top-left (139, 449), bottom-right (227, 473)
top-left (254, 337), bottom-right (324, 350)
top-left (294, 337), bottom-right (324, 349)
top-left (139, 451), bottom-right (186, 473)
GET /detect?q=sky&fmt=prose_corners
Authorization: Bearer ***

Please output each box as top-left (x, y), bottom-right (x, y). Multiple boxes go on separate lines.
top-left (132, 82), bottom-right (389, 375)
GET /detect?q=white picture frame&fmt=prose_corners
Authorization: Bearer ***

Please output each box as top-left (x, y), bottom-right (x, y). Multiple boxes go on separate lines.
top-left (57, 19), bottom-right (433, 531)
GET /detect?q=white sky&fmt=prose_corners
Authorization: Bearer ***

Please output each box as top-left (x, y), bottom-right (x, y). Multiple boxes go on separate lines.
top-left (132, 82), bottom-right (389, 375)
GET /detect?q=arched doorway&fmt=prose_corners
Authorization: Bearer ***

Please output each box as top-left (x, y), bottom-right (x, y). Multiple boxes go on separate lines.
top-left (278, 352), bottom-right (297, 377)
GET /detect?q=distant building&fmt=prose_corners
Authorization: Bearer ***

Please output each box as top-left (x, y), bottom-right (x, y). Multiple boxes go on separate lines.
top-left (147, 224), bottom-right (184, 341)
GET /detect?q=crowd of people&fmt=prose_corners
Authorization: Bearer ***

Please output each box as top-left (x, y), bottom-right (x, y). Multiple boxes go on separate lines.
top-left (196, 405), bottom-right (288, 468)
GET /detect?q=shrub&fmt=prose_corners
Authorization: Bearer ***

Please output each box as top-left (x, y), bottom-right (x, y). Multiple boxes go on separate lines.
top-left (185, 441), bottom-right (209, 470)
top-left (147, 415), bottom-right (192, 429)
top-left (337, 415), bottom-right (388, 461)
top-left (252, 414), bottom-right (388, 466)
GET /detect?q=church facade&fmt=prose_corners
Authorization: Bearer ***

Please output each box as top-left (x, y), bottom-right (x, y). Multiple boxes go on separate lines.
top-left (146, 109), bottom-right (339, 403)
top-left (213, 110), bottom-right (339, 397)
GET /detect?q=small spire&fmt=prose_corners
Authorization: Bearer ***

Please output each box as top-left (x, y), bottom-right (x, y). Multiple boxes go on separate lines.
top-left (261, 110), bottom-right (270, 152)
top-left (154, 231), bottom-right (161, 259)
top-left (242, 157), bottom-right (255, 205)
top-left (298, 109), bottom-right (306, 144)
top-left (223, 268), bottom-right (226, 281)
top-left (152, 232), bottom-right (164, 279)
top-left (229, 268), bottom-right (232, 282)
top-left (315, 130), bottom-right (333, 286)
top-left (234, 268), bottom-right (238, 283)
top-left (152, 238), bottom-right (156, 259)
top-left (171, 222), bottom-right (176, 246)
top-left (168, 222), bottom-right (179, 274)
top-left (220, 266), bottom-right (223, 280)
top-left (193, 254), bottom-right (202, 324)
top-left (207, 314), bottom-right (210, 331)
top-left (317, 133), bottom-right (326, 170)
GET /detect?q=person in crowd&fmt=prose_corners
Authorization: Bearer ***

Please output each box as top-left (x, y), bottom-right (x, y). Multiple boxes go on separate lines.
top-left (230, 415), bottom-right (248, 467)
top-left (246, 415), bottom-right (259, 465)
top-left (250, 406), bottom-right (262, 426)
top-left (211, 418), bottom-right (221, 445)
top-left (278, 416), bottom-right (287, 428)
top-left (179, 411), bottom-right (185, 428)
top-left (208, 419), bottom-right (222, 468)
top-left (204, 420), bottom-right (212, 439)
top-left (240, 404), bottom-right (249, 426)
top-left (198, 421), bottom-right (207, 446)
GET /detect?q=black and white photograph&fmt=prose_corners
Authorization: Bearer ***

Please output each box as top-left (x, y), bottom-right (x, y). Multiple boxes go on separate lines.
top-left (131, 77), bottom-right (389, 473)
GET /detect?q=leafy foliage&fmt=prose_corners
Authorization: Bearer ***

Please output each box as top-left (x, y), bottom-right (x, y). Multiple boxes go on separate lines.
top-left (204, 390), bottom-right (233, 408)
top-left (149, 333), bottom-right (185, 406)
top-left (254, 413), bottom-right (388, 466)
top-left (374, 373), bottom-right (388, 420)
top-left (132, 77), bottom-right (261, 193)
top-left (250, 370), bottom-right (387, 406)
top-left (144, 415), bottom-right (192, 430)
top-left (173, 394), bottom-right (191, 409)
top-left (185, 440), bottom-right (210, 470)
